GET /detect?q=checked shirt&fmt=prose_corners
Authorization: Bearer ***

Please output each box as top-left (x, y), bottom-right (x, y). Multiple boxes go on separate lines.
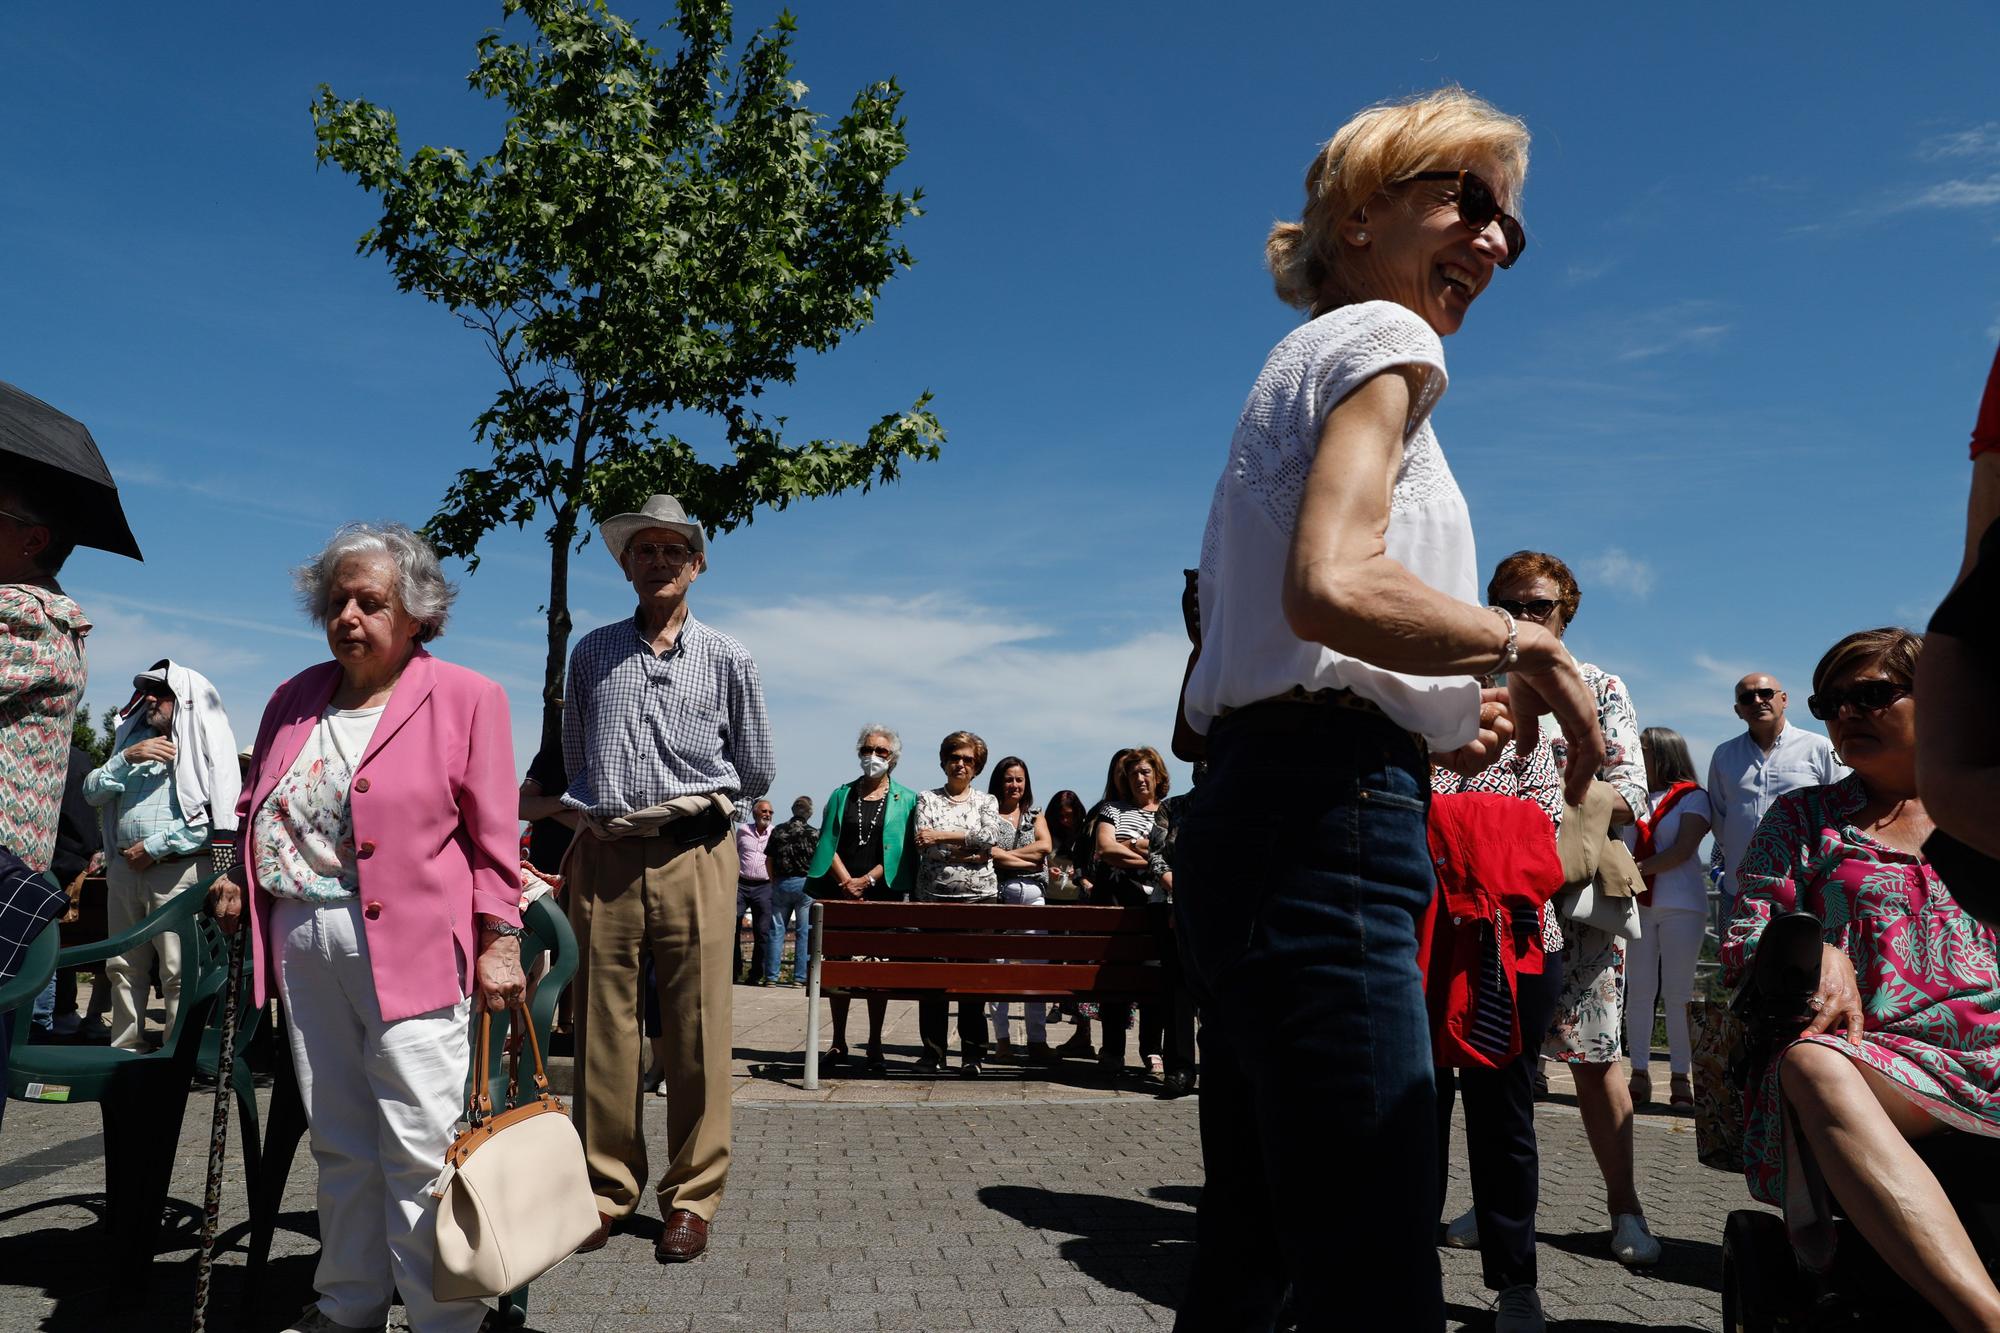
top-left (561, 612), bottom-right (774, 818)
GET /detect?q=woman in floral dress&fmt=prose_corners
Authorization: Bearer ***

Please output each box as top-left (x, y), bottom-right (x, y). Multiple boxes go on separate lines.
top-left (1724, 627), bottom-right (2000, 1328)
top-left (1485, 550), bottom-right (1661, 1267)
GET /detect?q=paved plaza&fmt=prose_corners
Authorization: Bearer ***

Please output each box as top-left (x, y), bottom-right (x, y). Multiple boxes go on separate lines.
top-left (0, 985), bottom-right (1759, 1330)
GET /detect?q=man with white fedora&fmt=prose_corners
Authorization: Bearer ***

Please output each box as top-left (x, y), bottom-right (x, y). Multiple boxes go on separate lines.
top-left (559, 493), bottom-right (773, 1262)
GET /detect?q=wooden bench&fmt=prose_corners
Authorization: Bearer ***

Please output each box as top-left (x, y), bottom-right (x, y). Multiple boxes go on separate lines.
top-left (800, 899), bottom-right (1168, 1089)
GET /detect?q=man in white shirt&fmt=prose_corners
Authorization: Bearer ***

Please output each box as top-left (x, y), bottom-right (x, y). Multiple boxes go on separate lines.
top-left (1706, 673), bottom-right (1847, 919)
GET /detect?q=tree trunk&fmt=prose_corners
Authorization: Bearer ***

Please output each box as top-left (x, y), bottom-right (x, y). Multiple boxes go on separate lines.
top-left (540, 508), bottom-right (574, 765)
top-left (540, 406), bottom-right (597, 767)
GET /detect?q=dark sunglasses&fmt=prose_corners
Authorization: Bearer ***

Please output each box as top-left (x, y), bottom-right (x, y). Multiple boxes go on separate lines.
top-left (859, 745), bottom-right (894, 759)
top-left (1493, 598), bottom-right (1559, 621)
top-left (1736, 687), bottom-right (1777, 706)
top-left (1399, 170), bottom-right (1526, 269)
top-left (1806, 680), bottom-right (1909, 721)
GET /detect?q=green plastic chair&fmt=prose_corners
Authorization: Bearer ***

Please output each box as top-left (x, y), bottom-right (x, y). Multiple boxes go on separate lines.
top-left (248, 892), bottom-right (579, 1328)
top-left (0, 898), bottom-right (63, 1083)
top-left (7, 873), bottom-right (227, 1270)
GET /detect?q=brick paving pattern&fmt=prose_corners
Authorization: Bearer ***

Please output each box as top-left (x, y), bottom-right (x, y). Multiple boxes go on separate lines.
top-left (0, 983), bottom-right (1759, 1330)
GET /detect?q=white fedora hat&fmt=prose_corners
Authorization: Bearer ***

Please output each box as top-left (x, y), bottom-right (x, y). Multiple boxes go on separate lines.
top-left (599, 493), bottom-right (706, 565)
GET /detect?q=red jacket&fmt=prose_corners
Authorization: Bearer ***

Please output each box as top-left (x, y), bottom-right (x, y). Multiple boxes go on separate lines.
top-left (1419, 791), bottom-right (1565, 1069)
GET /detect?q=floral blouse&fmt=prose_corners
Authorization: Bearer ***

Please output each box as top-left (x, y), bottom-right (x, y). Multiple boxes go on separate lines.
top-left (253, 706), bottom-right (384, 902)
top-left (1548, 659), bottom-right (1647, 820)
top-left (914, 787), bottom-right (1003, 904)
top-left (0, 585), bottom-right (90, 871)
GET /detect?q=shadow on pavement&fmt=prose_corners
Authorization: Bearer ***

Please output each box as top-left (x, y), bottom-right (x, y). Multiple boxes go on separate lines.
top-left (1535, 1228), bottom-right (1724, 1294)
top-left (0, 1194), bottom-right (321, 1332)
top-left (978, 1181), bottom-right (1194, 1308)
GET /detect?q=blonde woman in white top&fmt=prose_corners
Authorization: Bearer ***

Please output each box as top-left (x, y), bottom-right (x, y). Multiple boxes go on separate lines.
top-left (1172, 88), bottom-right (1602, 1333)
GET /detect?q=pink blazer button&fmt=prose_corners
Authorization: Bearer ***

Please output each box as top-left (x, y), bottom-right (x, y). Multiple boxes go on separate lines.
top-left (353, 777), bottom-right (370, 793)
top-left (364, 902), bottom-right (383, 920)
top-left (358, 841), bottom-right (376, 859)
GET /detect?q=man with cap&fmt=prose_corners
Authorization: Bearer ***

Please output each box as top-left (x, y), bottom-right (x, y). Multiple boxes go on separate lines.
top-left (560, 494), bottom-right (773, 1262)
top-left (83, 659), bottom-right (241, 1051)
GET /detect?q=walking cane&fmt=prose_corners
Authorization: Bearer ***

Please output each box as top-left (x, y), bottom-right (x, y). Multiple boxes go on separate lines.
top-left (191, 850), bottom-right (245, 1332)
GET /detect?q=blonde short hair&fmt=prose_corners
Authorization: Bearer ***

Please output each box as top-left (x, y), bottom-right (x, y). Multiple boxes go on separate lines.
top-left (1267, 87), bottom-right (1531, 315)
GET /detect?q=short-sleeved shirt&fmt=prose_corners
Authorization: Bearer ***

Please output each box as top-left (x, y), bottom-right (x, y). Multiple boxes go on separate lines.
top-left (1186, 300), bottom-right (1481, 749)
top-left (914, 788), bottom-right (1001, 903)
top-left (766, 815), bottom-right (818, 881)
top-left (991, 806), bottom-right (1046, 889)
top-left (1633, 787), bottom-right (1714, 914)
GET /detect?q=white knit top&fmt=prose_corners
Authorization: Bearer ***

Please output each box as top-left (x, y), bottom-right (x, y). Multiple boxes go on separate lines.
top-left (1186, 300), bottom-right (1482, 750)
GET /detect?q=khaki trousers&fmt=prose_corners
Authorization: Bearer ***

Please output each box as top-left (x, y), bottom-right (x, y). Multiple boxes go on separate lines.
top-left (567, 824), bottom-right (736, 1221)
top-left (106, 853), bottom-right (212, 1052)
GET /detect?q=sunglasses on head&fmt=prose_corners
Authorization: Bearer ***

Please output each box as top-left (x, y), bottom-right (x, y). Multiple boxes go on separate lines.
top-left (1736, 687), bottom-right (1777, 706)
top-left (1806, 680), bottom-right (1908, 721)
top-left (1493, 598), bottom-right (1559, 621)
top-left (1398, 170), bottom-right (1526, 269)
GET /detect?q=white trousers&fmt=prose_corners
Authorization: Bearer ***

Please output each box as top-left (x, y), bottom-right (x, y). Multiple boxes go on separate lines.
top-left (106, 853), bottom-right (210, 1052)
top-left (987, 879), bottom-right (1047, 1044)
top-left (272, 897), bottom-right (485, 1333)
top-left (1625, 905), bottom-right (1707, 1075)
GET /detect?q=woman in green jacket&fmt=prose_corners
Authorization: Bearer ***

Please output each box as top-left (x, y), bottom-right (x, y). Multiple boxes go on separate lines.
top-left (807, 723), bottom-right (919, 1074)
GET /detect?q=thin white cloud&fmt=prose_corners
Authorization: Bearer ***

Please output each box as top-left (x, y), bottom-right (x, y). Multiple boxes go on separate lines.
top-left (1903, 175), bottom-right (2000, 210)
top-left (705, 593), bottom-right (1187, 807)
top-left (1691, 652), bottom-right (1756, 688)
top-left (1581, 550), bottom-right (1655, 599)
top-left (1618, 323), bottom-right (1732, 362)
top-left (1563, 259), bottom-right (1614, 285)
top-left (1610, 299), bottom-right (1733, 363)
top-left (1920, 123), bottom-right (2000, 160)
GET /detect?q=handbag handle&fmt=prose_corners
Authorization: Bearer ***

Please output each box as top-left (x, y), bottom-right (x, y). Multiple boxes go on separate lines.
top-left (467, 1002), bottom-right (553, 1126)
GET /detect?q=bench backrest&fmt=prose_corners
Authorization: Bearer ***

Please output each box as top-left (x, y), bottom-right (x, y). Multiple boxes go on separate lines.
top-left (815, 901), bottom-right (1168, 999)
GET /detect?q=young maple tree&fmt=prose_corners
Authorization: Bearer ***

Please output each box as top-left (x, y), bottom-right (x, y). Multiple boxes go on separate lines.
top-left (313, 0), bottom-right (943, 752)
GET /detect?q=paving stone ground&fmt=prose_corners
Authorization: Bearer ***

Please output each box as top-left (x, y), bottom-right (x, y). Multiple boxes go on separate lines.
top-left (0, 983), bottom-right (1758, 1331)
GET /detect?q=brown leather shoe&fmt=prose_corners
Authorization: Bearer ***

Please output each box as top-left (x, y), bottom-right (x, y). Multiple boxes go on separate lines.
top-left (575, 1211), bottom-right (616, 1254)
top-left (655, 1208), bottom-right (709, 1263)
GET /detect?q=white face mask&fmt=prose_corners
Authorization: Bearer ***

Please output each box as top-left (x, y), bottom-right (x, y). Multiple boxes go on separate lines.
top-left (858, 753), bottom-right (891, 779)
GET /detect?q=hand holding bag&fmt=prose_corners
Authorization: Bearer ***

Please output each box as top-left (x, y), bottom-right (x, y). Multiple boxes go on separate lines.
top-left (432, 1005), bottom-right (600, 1301)
top-left (1552, 782), bottom-right (1644, 940)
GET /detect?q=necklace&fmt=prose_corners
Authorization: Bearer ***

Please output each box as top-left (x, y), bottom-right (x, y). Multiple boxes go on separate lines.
top-left (943, 786), bottom-right (972, 804)
top-left (854, 793), bottom-right (886, 843)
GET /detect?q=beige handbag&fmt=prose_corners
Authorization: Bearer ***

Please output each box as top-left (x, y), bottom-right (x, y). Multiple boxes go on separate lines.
top-left (432, 1006), bottom-right (600, 1301)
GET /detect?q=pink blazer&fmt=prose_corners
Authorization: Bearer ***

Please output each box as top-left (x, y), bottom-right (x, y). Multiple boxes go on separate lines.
top-left (235, 648), bottom-right (522, 1023)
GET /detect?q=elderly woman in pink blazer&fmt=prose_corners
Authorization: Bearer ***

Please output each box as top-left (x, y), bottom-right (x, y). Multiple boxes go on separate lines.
top-left (210, 521), bottom-right (523, 1333)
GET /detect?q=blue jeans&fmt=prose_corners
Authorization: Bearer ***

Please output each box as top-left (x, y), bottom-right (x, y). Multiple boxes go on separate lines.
top-left (30, 975), bottom-right (54, 1033)
top-left (1171, 703), bottom-right (1443, 1331)
top-left (765, 877), bottom-right (811, 982)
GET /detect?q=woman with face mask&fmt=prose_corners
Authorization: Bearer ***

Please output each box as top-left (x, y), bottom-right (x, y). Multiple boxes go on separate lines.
top-left (805, 723), bottom-right (919, 1074)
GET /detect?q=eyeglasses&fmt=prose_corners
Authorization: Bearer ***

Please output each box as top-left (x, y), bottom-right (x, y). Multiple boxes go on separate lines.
top-left (0, 508), bottom-right (40, 527)
top-left (859, 745), bottom-right (894, 759)
top-left (628, 542), bottom-right (695, 566)
top-left (1806, 680), bottom-right (1909, 721)
top-left (1493, 598), bottom-right (1560, 622)
top-left (1397, 170), bottom-right (1526, 269)
top-left (943, 753), bottom-right (978, 768)
top-left (1736, 687), bottom-right (1778, 706)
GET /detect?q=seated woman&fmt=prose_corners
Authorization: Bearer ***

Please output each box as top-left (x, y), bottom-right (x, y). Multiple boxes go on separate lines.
top-left (1724, 627), bottom-right (2000, 1331)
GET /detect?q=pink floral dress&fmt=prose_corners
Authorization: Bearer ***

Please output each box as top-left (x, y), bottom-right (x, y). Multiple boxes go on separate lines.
top-left (1722, 775), bottom-right (2000, 1211)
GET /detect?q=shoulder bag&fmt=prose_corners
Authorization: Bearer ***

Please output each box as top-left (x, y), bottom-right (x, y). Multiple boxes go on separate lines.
top-left (432, 1005), bottom-right (600, 1301)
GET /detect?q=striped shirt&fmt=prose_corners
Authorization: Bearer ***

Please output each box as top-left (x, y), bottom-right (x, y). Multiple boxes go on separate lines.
top-left (561, 612), bottom-right (774, 818)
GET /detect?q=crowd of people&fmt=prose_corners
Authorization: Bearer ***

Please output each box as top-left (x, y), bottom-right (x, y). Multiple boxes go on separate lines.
top-left (2, 77), bottom-right (1999, 1333)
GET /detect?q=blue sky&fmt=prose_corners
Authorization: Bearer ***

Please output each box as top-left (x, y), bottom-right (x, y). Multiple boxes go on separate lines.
top-left (4, 2), bottom-right (1998, 813)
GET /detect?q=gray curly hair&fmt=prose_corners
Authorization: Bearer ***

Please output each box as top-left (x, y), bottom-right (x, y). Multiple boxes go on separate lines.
top-left (295, 521), bottom-right (457, 643)
top-left (856, 722), bottom-right (902, 770)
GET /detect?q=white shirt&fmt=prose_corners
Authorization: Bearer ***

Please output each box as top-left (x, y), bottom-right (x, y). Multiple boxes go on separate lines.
top-left (1626, 787), bottom-right (1715, 914)
top-left (1187, 300), bottom-right (1480, 749)
top-left (1705, 722), bottom-right (1847, 899)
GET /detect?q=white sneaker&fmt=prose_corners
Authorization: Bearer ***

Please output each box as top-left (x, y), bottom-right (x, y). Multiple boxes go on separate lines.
top-left (1441, 1206), bottom-right (1479, 1249)
top-left (1610, 1212), bottom-right (1662, 1266)
top-left (1493, 1284), bottom-right (1546, 1333)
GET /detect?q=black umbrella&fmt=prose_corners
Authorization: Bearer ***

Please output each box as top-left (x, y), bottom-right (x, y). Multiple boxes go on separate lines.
top-left (0, 379), bottom-right (142, 561)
